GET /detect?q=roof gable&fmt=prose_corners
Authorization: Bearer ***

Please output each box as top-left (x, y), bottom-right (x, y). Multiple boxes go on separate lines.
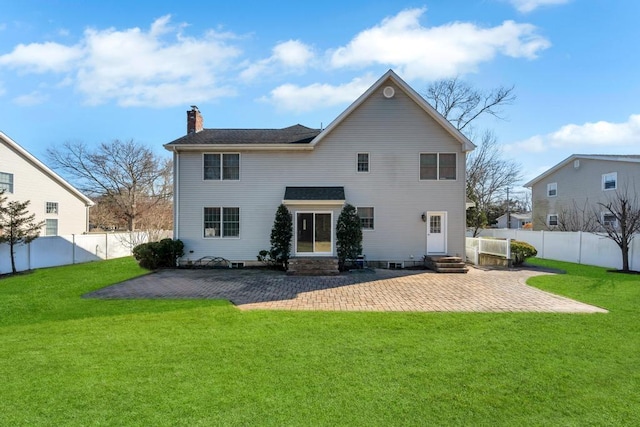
top-left (0, 132), bottom-right (93, 206)
top-left (524, 154), bottom-right (640, 187)
top-left (309, 70), bottom-right (475, 152)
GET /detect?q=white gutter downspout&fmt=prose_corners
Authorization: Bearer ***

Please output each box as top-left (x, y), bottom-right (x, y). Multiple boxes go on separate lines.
top-left (173, 150), bottom-right (179, 239)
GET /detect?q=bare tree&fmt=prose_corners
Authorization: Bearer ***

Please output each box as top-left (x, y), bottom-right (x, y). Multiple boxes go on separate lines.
top-left (425, 79), bottom-right (521, 236)
top-left (0, 191), bottom-right (45, 274)
top-left (425, 77), bottom-right (516, 133)
top-left (47, 140), bottom-right (172, 231)
top-left (555, 200), bottom-right (599, 232)
top-left (465, 132), bottom-right (521, 235)
top-left (594, 185), bottom-right (640, 272)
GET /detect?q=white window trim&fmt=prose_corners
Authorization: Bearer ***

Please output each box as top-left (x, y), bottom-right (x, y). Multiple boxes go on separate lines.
top-left (202, 206), bottom-right (241, 239)
top-left (547, 182), bottom-right (557, 197)
top-left (356, 206), bottom-right (375, 231)
top-left (45, 201), bottom-right (59, 215)
top-left (0, 171), bottom-right (13, 193)
top-left (44, 218), bottom-right (58, 236)
top-left (203, 153), bottom-right (241, 182)
top-left (356, 152), bottom-right (370, 174)
top-left (601, 212), bottom-right (618, 228)
top-left (294, 211), bottom-right (334, 256)
top-left (602, 172), bottom-right (617, 191)
top-left (419, 152), bottom-right (458, 181)
top-left (547, 214), bottom-right (558, 227)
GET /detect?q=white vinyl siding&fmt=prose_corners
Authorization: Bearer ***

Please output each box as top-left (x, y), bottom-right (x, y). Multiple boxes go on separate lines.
top-left (420, 153), bottom-right (456, 180)
top-left (203, 153), bottom-right (240, 181)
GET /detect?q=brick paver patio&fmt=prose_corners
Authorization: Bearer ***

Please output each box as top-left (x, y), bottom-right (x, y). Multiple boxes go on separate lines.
top-left (84, 266), bottom-right (607, 313)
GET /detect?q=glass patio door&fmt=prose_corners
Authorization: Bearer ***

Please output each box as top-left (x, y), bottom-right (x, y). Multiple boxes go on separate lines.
top-left (296, 212), bottom-right (332, 255)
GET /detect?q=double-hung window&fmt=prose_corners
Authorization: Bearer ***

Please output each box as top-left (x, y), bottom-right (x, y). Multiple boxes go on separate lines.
top-left (46, 202), bottom-right (59, 214)
top-left (602, 172), bottom-right (617, 191)
top-left (204, 153), bottom-right (240, 180)
top-left (420, 153), bottom-right (456, 180)
top-left (45, 219), bottom-right (58, 236)
top-left (204, 207), bottom-right (240, 238)
top-left (0, 172), bottom-right (13, 193)
top-left (357, 153), bottom-right (369, 173)
top-left (547, 214), bottom-right (558, 227)
top-left (547, 182), bottom-right (557, 197)
top-left (602, 213), bottom-right (618, 228)
top-left (357, 207), bottom-right (374, 230)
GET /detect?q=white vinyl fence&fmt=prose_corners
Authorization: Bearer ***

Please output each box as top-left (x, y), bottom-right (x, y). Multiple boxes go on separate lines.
top-left (0, 231), bottom-right (171, 275)
top-left (465, 237), bottom-right (511, 265)
top-left (474, 229), bottom-right (640, 271)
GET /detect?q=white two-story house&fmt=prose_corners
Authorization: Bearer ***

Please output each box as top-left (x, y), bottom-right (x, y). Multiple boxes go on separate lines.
top-left (525, 154), bottom-right (640, 231)
top-left (0, 132), bottom-right (93, 236)
top-left (164, 70), bottom-right (475, 268)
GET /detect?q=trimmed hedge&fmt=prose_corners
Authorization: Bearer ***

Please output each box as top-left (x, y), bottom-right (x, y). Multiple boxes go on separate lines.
top-left (511, 240), bottom-right (538, 265)
top-left (133, 238), bottom-right (184, 270)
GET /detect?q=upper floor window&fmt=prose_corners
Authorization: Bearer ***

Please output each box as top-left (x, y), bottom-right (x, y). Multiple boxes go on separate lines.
top-left (0, 172), bottom-right (13, 193)
top-left (204, 153), bottom-right (240, 181)
top-left (204, 207), bottom-right (240, 238)
top-left (547, 214), bottom-right (558, 227)
top-left (420, 153), bottom-right (456, 180)
top-left (602, 172), bottom-right (617, 191)
top-left (46, 202), bottom-right (59, 214)
top-left (357, 207), bottom-right (374, 230)
top-left (357, 153), bottom-right (369, 173)
top-left (547, 182), bottom-right (557, 197)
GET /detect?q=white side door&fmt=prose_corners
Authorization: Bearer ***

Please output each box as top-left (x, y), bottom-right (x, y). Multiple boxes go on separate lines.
top-left (426, 212), bottom-right (447, 254)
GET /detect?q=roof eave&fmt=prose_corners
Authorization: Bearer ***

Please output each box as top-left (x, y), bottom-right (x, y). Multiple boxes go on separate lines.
top-left (164, 143), bottom-right (314, 152)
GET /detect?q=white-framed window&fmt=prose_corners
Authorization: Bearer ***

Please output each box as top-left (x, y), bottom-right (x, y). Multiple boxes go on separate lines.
top-left (0, 172), bottom-right (13, 193)
top-left (357, 153), bottom-right (369, 173)
top-left (602, 212), bottom-right (618, 228)
top-left (356, 207), bottom-right (374, 230)
top-left (547, 182), bottom-right (557, 197)
top-left (204, 207), bottom-right (240, 238)
top-left (419, 153), bottom-right (457, 180)
top-left (602, 172), bottom-right (617, 191)
top-left (46, 202), bottom-right (59, 215)
top-left (45, 219), bottom-right (58, 236)
top-left (547, 214), bottom-right (558, 227)
top-left (203, 153), bottom-right (240, 181)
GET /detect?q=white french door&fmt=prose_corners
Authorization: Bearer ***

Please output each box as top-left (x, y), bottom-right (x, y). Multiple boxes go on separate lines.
top-left (295, 212), bottom-right (333, 256)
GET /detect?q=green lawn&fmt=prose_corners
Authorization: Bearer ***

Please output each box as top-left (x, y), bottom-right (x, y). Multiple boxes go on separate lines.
top-left (1, 257), bottom-right (638, 426)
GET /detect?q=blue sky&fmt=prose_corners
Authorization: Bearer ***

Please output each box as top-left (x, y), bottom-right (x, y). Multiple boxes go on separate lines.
top-left (1, 0), bottom-right (639, 188)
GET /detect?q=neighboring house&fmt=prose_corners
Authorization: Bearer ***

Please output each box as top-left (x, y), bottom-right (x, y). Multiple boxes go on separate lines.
top-left (164, 70), bottom-right (475, 267)
top-left (495, 212), bottom-right (532, 229)
top-left (524, 154), bottom-right (640, 231)
top-left (0, 132), bottom-right (93, 236)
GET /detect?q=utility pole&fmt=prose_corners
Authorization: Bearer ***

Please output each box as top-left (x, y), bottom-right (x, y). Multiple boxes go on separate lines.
top-left (506, 187), bottom-right (511, 229)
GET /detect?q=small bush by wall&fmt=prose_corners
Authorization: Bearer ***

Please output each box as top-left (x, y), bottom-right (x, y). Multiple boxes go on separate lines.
top-left (511, 240), bottom-right (537, 266)
top-left (133, 239), bottom-right (184, 270)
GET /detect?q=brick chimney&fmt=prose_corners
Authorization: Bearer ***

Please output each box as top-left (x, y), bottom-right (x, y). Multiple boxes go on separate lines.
top-left (187, 105), bottom-right (203, 134)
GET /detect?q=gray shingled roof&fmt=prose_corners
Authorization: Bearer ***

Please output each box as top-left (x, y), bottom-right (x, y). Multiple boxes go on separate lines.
top-left (284, 186), bottom-right (345, 201)
top-left (165, 124), bottom-right (321, 146)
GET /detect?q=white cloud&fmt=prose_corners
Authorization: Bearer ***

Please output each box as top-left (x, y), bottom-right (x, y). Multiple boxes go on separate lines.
top-left (262, 74), bottom-right (376, 113)
top-left (508, 0), bottom-right (571, 13)
top-left (0, 41), bottom-right (83, 72)
top-left (13, 91), bottom-right (49, 106)
top-left (506, 114), bottom-right (640, 153)
top-left (329, 7), bottom-right (550, 80)
top-left (0, 15), bottom-right (241, 107)
top-left (240, 39), bottom-right (314, 81)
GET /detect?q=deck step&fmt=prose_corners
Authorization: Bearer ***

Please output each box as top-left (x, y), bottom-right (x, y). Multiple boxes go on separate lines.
top-left (424, 256), bottom-right (469, 273)
top-left (287, 257), bottom-right (340, 276)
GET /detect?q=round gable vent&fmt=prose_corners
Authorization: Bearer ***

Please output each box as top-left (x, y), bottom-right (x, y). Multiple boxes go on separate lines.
top-left (383, 86), bottom-right (395, 98)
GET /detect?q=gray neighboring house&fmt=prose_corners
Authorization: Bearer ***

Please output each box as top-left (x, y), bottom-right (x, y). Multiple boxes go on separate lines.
top-left (164, 70), bottom-right (475, 267)
top-left (524, 154), bottom-right (640, 231)
top-left (0, 131), bottom-right (94, 235)
top-left (495, 212), bottom-right (531, 229)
